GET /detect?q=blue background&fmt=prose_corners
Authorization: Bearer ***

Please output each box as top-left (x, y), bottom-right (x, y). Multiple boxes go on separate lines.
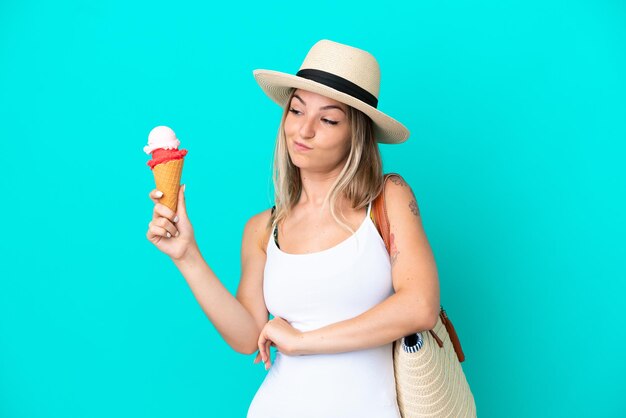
top-left (1, 1), bottom-right (625, 417)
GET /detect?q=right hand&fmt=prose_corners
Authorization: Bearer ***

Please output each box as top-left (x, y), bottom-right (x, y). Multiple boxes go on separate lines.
top-left (146, 184), bottom-right (196, 261)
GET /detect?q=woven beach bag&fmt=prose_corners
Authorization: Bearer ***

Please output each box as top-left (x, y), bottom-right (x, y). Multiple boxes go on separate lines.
top-left (371, 173), bottom-right (477, 418)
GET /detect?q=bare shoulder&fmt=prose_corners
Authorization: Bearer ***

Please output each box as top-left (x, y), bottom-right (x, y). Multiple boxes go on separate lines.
top-left (383, 173), bottom-right (420, 218)
top-left (242, 206), bottom-right (275, 254)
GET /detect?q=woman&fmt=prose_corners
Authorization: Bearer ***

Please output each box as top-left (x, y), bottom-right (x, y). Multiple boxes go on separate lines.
top-left (146, 39), bottom-right (440, 418)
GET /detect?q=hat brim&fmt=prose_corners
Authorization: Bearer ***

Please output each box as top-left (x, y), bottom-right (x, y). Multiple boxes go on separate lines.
top-left (252, 69), bottom-right (410, 144)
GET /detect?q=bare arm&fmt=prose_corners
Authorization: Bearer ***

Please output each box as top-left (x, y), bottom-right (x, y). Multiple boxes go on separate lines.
top-left (172, 211), bottom-right (271, 355)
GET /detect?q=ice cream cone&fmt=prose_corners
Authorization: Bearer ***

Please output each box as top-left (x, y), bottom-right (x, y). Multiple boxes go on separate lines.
top-left (152, 158), bottom-right (184, 213)
top-left (144, 126), bottom-right (187, 212)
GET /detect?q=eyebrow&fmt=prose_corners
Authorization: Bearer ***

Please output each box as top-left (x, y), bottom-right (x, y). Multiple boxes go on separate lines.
top-left (292, 94), bottom-right (346, 114)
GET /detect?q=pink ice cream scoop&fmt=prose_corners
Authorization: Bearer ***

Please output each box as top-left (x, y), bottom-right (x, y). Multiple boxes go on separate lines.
top-left (143, 126), bottom-right (181, 154)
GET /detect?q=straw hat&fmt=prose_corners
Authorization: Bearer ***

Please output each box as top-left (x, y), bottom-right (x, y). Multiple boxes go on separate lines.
top-left (253, 39), bottom-right (410, 144)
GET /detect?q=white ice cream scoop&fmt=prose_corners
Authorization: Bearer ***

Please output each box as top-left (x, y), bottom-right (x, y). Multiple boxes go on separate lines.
top-left (143, 125), bottom-right (180, 154)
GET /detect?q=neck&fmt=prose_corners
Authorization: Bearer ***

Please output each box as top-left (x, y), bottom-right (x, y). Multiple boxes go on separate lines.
top-left (298, 166), bottom-right (349, 211)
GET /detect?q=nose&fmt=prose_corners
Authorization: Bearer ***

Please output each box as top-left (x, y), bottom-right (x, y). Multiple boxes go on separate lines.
top-left (299, 115), bottom-right (315, 139)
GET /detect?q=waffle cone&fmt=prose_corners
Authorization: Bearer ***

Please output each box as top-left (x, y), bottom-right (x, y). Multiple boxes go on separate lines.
top-left (152, 158), bottom-right (184, 213)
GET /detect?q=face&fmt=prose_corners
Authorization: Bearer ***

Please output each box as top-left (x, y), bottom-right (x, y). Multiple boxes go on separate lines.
top-left (284, 89), bottom-right (351, 172)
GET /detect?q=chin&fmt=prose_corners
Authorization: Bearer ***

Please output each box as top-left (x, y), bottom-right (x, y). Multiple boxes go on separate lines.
top-left (289, 155), bottom-right (307, 169)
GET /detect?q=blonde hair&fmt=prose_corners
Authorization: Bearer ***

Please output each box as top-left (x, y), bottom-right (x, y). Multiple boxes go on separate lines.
top-left (267, 88), bottom-right (385, 237)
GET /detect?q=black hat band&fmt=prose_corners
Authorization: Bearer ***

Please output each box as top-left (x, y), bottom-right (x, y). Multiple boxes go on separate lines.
top-left (295, 69), bottom-right (378, 109)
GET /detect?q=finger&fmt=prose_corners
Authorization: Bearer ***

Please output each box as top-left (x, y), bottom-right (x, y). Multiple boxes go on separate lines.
top-left (153, 202), bottom-right (178, 224)
top-left (265, 340), bottom-right (272, 368)
top-left (146, 228), bottom-right (158, 242)
top-left (176, 184), bottom-right (186, 218)
top-left (253, 350), bottom-right (262, 364)
top-left (258, 334), bottom-right (266, 363)
top-left (148, 220), bottom-right (175, 239)
top-left (157, 217), bottom-right (179, 238)
top-left (149, 189), bottom-right (164, 204)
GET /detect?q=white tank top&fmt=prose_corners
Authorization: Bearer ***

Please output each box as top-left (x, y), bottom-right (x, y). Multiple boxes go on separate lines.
top-left (247, 200), bottom-right (401, 418)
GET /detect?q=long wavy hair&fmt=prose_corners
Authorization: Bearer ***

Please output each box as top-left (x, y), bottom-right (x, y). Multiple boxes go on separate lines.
top-left (266, 88), bottom-right (385, 238)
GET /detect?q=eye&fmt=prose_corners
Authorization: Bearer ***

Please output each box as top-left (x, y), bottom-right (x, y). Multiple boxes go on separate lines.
top-left (289, 107), bottom-right (338, 125)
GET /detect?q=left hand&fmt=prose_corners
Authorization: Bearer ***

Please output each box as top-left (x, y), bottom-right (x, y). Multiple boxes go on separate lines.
top-left (255, 316), bottom-right (304, 370)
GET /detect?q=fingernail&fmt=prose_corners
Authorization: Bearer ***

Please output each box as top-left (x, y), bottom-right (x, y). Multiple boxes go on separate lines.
top-left (183, 184), bottom-right (186, 192)
top-left (156, 191), bottom-right (163, 198)
top-left (166, 232), bottom-right (171, 238)
top-left (175, 230), bottom-right (180, 237)
top-left (173, 215), bottom-right (179, 223)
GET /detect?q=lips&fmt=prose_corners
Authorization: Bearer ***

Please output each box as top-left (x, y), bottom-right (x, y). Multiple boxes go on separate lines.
top-left (294, 141), bottom-right (312, 150)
